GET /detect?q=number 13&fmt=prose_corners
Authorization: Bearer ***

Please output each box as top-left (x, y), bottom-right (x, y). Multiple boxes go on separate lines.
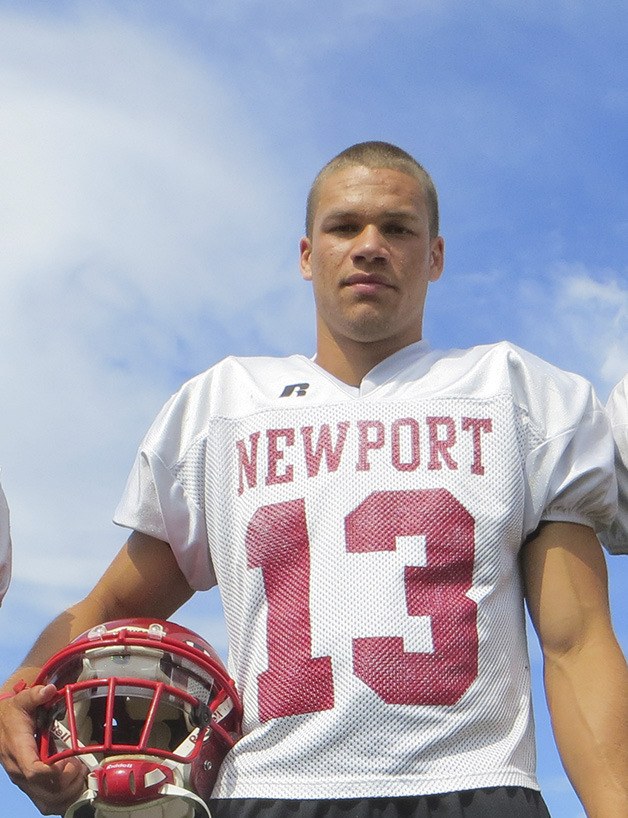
top-left (246, 489), bottom-right (478, 721)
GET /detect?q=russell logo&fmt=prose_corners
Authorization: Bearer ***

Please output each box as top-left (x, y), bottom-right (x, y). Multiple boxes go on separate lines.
top-left (279, 383), bottom-right (310, 398)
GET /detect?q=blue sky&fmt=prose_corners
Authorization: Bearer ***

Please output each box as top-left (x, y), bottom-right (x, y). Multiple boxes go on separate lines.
top-left (0, 2), bottom-right (626, 816)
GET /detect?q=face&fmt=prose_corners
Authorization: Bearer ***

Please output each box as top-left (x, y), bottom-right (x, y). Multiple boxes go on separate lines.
top-left (300, 165), bottom-right (444, 358)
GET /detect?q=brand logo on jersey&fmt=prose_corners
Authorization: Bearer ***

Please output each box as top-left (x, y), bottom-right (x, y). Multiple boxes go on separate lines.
top-left (280, 383), bottom-right (309, 398)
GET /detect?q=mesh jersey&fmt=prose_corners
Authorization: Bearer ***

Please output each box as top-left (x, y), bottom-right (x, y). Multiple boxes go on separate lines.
top-left (602, 375), bottom-right (628, 554)
top-left (0, 479), bottom-right (11, 605)
top-left (114, 340), bottom-right (616, 799)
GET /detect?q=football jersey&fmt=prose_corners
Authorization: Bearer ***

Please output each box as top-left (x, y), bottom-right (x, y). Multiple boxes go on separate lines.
top-left (602, 375), bottom-right (628, 554)
top-left (114, 340), bottom-right (616, 799)
top-left (0, 478), bottom-right (11, 605)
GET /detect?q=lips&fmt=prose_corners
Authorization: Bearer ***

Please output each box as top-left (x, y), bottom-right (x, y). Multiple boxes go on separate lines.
top-left (342, 273), bottom-right (395, 291)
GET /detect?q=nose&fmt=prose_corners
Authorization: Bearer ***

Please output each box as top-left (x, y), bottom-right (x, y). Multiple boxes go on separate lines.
top-left (350, 224), bottom-right (390, 265)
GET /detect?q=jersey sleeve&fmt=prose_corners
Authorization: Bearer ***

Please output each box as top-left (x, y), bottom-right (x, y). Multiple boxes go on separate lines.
top-left (600, 375), bottom-right (628, 554)
top-left (113, 386), bottom-right (217, 591)
top-left (519, 363), bottom-right (617, 540)
top-left (0, 478), bottom-right (12, 605)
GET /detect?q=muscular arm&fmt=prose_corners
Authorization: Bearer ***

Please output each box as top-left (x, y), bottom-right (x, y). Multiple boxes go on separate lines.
top-left (522, 521), bottom-right (628, 817)
top-left (0, 531), bottom-right (194, 815)
top-left (3, 531), bottom-right (193, 690)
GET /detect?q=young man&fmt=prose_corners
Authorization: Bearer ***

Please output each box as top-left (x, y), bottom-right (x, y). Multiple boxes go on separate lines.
top-left (1, 143), bottom-right (626, 818)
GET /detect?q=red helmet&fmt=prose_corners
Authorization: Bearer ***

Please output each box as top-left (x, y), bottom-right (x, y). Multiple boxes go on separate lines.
top-left (35, 619), bottom-right (242, 818)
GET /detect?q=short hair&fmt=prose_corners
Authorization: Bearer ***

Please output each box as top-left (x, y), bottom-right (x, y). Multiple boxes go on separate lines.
top-left (305, 141), bottom-right (439, 239)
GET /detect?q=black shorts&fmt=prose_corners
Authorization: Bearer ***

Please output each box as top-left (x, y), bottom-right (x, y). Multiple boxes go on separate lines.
top-left (209, 788), bottom-right (551, 817)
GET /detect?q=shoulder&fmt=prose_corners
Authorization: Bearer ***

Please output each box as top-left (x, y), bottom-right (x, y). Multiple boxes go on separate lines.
top-left (172, 353), bottom-right (316, 408)
top-left (139, 354), bottom-right (316, 456)
top-left (491, 340), bottom-right (595, 397)
top-left (432, 342), bottom-right (607, 448)
top-left (429, 341), bottom-right (598, 405)
top-left (428, 340), bottom-right (583, 380)
top-left (499, 343), bottom-right (606, 444)
top-left (468, 340), bottom-right (590, 384)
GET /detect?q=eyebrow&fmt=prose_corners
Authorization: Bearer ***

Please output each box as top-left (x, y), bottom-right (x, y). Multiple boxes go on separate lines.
top-left (321, 209), bottom-right (421, 222)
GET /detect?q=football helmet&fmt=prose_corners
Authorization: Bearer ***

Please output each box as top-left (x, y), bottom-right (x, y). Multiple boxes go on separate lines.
top-left (34, 619), bottom-right (242, 818)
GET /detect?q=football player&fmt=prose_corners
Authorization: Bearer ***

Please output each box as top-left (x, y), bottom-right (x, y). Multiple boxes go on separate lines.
top-left (1, 142), bottom-right (626, 818)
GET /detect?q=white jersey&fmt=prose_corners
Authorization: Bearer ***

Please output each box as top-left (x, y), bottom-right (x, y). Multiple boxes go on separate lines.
top-left (602, 375), bottom-right (628, 554)
top-left (0, 478), bottom-right (11, 605)
top-left (114, 340), bottom-right (616, 799)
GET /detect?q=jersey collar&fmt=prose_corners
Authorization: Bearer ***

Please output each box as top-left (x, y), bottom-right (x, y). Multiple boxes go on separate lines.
top-left (308, 339), bottom-right (432, 398)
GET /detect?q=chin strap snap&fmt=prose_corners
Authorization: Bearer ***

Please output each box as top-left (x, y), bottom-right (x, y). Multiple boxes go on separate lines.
top-left (63, 758), bottom-right (212, 818)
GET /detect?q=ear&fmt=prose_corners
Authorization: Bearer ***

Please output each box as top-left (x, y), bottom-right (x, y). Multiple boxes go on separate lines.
top-left (428, 236), bottom-right (445, 282)
top-left (300, 236), bottom-right (313, 281)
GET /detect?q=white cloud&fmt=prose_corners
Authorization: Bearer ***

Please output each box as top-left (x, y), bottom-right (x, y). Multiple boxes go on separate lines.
top-left (526, 264), bottom-right (628, 396)
top-left (428, 259), bottom-right (628, 401)
top-left (0, 12), bottom-right (293, 308)
top-left (0, 7), bottom-right (308, 598)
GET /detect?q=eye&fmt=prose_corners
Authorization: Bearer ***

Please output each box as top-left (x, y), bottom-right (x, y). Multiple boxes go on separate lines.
top-left (328, 222), bottom-right (359, 235)
top-left (383, 223), bottom-right (414, 236)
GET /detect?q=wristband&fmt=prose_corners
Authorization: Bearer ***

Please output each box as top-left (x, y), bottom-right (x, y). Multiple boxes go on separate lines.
top-left (0, 679), bottom-right (28, 701)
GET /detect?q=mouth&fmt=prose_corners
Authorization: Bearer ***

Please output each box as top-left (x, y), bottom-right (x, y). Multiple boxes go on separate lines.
top-left (342, 273), bottom-right (395, 294)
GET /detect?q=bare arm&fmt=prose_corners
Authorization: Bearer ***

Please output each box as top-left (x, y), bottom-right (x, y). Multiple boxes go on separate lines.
top-left (0, 531), bottom-right (194, 815)
top-left (522, 521), bottom-right (628, 817)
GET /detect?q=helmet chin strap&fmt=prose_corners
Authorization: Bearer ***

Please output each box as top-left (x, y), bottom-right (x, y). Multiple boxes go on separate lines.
top-left (50, 718), bottom-right (100, 772)
top-left (64, 784), bottom-right (212, 818)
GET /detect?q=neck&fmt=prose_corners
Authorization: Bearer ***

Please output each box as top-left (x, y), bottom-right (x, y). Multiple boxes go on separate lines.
top-left (314, 328), bottom-right (422, 386)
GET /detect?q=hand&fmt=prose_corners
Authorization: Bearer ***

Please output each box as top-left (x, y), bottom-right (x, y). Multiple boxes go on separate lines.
top-left (0, 683), bottom-right (87, 815)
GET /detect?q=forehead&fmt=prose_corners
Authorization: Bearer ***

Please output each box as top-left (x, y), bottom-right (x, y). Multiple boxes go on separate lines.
top-left (314, 165), bottom-right (427, 222)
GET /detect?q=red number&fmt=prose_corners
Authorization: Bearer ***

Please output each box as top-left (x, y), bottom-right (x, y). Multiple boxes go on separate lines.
top-left (346, 489), bottom-right (477, 705)
top-left (246, 499), bottom-right (334, 720)
top-left (246, 490), bottom-right (478, 720)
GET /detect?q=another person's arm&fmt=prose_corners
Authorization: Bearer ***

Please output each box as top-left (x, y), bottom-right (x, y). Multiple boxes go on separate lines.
top-left (522, 520), bottom-right (628, 817)
top-left (0, 531), bottom-right (193, 816)
top-left (602, 375), bottom-right (628, 554)
top-left (0, 479), bottom-right (12, 605)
